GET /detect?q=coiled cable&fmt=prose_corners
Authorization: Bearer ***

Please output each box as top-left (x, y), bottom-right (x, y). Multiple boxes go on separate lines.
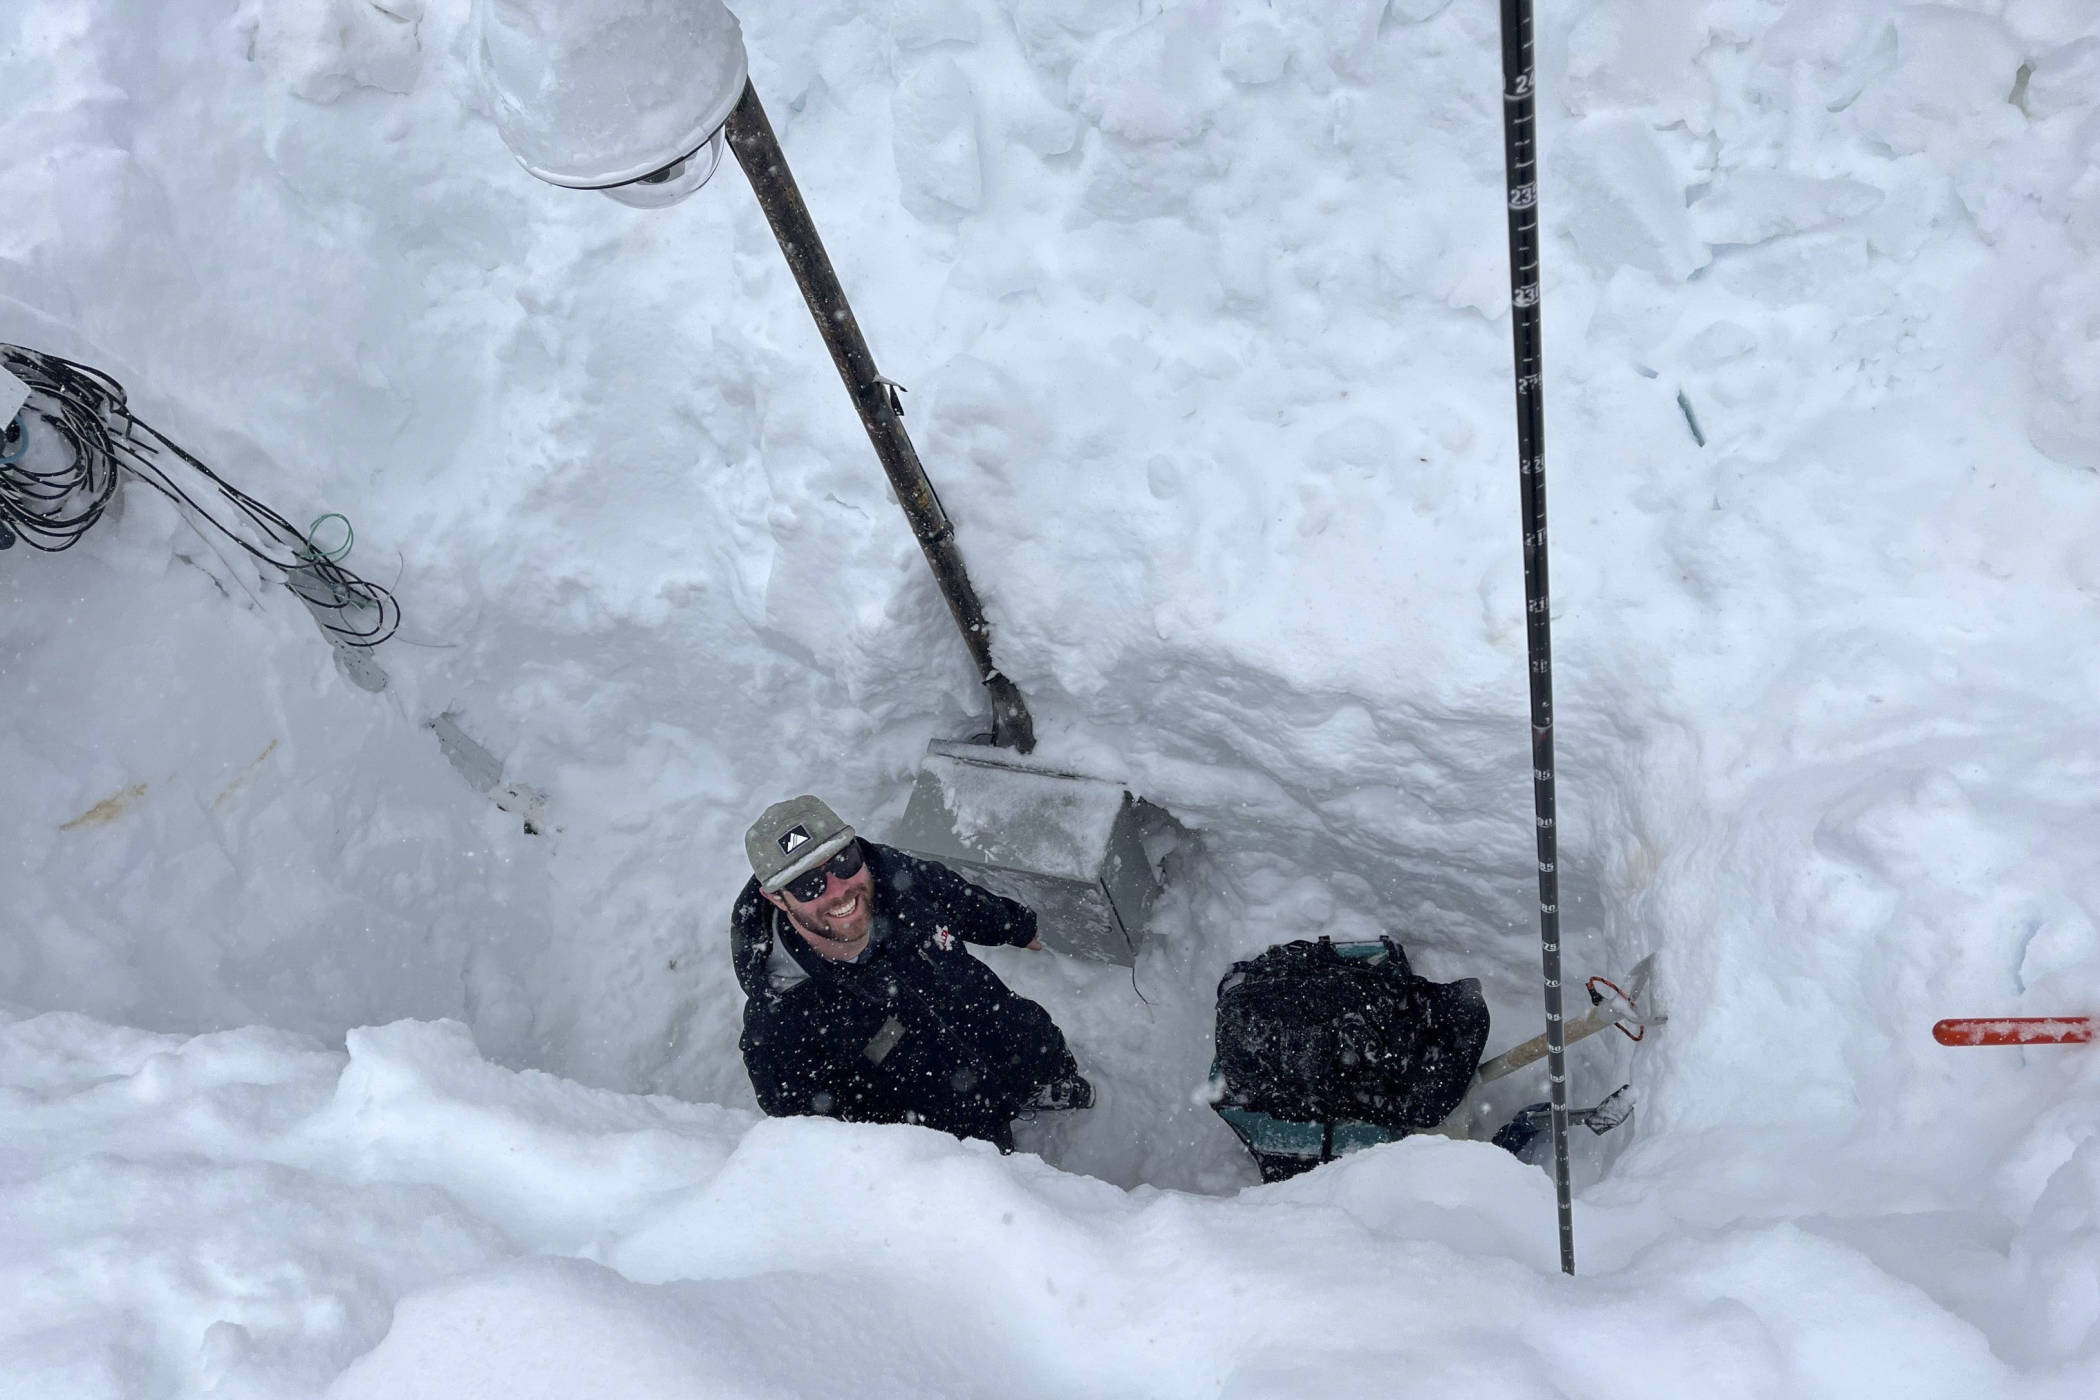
top-left (0, 344), bottom-right (399, 647)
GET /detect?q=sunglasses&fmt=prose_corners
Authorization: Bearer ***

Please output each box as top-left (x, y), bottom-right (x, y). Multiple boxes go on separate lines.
top-left (781, 841), bottom-right (865, 903)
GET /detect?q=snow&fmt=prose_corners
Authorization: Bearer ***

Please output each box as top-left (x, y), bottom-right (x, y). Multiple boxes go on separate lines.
top-left (3, 0), bottom-right (2099, 1393)
top-left (2, 1012), bottom-right (2073, 1397)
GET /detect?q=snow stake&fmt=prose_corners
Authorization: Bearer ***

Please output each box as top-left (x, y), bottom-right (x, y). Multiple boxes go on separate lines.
top-left (1494, 0), bottom-right (1575, 1276)
top-left (1933, 1017), bottom-right (2094, 1046)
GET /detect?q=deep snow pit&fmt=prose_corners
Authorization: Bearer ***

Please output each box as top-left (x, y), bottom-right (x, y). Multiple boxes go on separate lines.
top-left (6, 0), bottom-right (2100, 1395)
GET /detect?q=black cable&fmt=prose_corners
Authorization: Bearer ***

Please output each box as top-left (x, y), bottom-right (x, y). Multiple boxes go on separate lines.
top-left (0, 356), bottom-right (122, 550)
top-left (1, 344), bottom-right (399, 647)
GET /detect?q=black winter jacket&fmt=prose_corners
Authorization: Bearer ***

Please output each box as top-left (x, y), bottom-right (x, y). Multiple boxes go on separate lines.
top-left (731, 842), bottom-right (1077, 1148)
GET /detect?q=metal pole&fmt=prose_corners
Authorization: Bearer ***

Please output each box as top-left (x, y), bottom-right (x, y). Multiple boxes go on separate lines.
top-left (722, 82), bottom-right (1036, 753)
top-left (1495, 0), bottom-right (1575, 1275)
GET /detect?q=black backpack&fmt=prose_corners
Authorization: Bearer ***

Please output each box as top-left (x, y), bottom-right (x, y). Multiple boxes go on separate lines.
top-left (1213, 937), bottom-right (1490, 1133)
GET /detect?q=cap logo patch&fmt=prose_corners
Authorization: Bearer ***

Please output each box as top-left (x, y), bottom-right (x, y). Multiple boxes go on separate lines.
top-left (778, 825), bottom-right (811, 856)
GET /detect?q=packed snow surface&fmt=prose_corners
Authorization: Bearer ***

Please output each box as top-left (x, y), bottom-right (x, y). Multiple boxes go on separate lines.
top-left (5, 0), bottom-right (2100, 1393)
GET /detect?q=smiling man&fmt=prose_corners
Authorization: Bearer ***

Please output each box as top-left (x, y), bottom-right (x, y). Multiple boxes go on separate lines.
top-left (730, 795), bottom-right (1092, 1150)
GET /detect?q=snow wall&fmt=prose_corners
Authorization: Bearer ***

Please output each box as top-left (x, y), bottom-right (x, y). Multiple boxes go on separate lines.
top-left (4, 0), bottom-right (2100, 1390)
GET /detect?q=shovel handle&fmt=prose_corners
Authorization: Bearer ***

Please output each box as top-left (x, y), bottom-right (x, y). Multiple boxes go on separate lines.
top-left (1475, 968), bottom-right (1659, 1085)
top-left (726, 83), bottom-right (1036, 753)
top-left (1475, 1005), bottom-right (1619, 1083)
top-left (1933, 1017), bottom-right (2093, 1046)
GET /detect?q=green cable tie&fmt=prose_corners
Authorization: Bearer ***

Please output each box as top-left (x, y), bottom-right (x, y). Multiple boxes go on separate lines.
top-left (305, 512), bottom-right (354, 563)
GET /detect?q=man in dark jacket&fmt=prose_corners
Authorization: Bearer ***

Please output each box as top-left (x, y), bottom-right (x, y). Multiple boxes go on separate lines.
top-left (731, 795), bottom-right (1092, 1150)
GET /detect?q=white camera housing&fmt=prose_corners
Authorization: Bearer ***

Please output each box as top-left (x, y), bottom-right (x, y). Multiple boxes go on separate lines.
top-left (475, 0), bottom-right (749, 206)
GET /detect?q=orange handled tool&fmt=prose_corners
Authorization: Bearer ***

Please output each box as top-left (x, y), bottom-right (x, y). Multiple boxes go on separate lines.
top-left (1933, 1017), bottom-right (2094, 1046)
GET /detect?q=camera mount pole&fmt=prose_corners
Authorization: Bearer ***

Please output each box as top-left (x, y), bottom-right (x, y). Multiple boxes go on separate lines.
top-left (723, 81), bottom-right (1035, 753)
top-left (1496, 0), bottom-right (1575, 1275)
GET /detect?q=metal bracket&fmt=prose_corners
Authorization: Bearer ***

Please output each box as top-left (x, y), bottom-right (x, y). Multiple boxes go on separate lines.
top-left (872, 375), bottom-right (908, 418)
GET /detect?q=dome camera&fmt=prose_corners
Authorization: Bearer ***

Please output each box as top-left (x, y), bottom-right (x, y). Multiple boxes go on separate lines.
top-left (597, 128), bottom-right (728, 209)
top-left (475, 0), bottom-right (748, 207)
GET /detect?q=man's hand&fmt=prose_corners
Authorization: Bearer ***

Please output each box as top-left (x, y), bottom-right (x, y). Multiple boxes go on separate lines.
top-left (1026, 937), bottom-right (1043, 951)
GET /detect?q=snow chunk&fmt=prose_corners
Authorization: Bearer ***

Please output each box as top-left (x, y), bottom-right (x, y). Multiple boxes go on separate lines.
top-left (307, 1020), bottom-right (745, 1251)
top-left (326, 1256), bottom-right (939, 1400)
top-left (1692, 170), bottom-right (1884, 247)
top-left (2022, 38), bottom-right (2100, 123)
top-left (1554, 116), bottom-right (1710, 282)
top-left (2007, 1134), bottom-right (2100, 1364)
top-left (2024, 269), bottom-right (2100, 473)
top-left (251, 0), bottom-right (424, 103)
top-left (1850, 7), bottom-right (2023, 160)
top-left (891, 57), bottom-right (986, 220)
top-left (1683, 319), bottom-right (1759, 368)
top-left (2007, 0), bottom-right (2100, 48)
top-left (1218, 19), bottom-right (1289, 88)
top-left (1566, 0), bottom-right (1714, 128)
top-left (1070, 9), bottom-right (1228, 147)
top-left (888, 0), bottom-right (982, 50)
top-left (1757, 1), bottom-right (1897, 117)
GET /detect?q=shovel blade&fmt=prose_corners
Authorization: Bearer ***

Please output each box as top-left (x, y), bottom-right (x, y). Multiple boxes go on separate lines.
top-left (885, 740), bottom-right (1183, 965)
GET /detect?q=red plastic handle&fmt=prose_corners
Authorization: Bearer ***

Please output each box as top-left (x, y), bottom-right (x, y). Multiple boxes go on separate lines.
top-left (1933, 1017), bottom-right (2094, 1046)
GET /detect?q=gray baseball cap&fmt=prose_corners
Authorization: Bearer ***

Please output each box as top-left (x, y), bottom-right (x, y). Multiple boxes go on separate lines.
top-left (745, 795), bottom-right (857, 893)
